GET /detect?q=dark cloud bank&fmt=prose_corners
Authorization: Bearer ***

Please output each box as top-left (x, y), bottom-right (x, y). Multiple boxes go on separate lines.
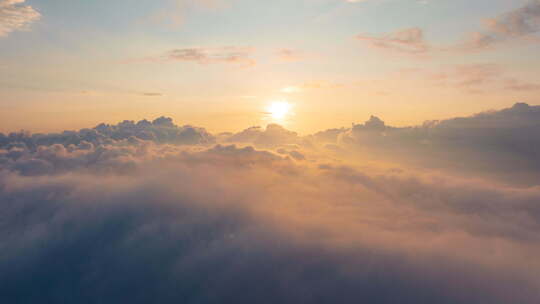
top-left (1, 104), bottom-right (540, 303)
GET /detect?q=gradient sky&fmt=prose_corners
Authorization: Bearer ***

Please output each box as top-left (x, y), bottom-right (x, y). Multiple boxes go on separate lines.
top-left (3, 3), bottom-right (540, 302)
top-left (1, 0), bottom-right (540, 133)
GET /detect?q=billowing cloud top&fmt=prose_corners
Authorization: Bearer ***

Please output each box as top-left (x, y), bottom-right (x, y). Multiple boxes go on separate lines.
top-left (0, 116), bottom-right (215, 149)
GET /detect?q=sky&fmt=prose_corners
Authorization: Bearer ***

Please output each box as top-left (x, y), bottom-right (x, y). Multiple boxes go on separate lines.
top-left (1, 0), bottom-right (540, 133)
top-left (3, 1), bottom-right (540, 303)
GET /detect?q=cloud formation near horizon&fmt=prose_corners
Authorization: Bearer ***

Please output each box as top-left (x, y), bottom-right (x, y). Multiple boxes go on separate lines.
top-left (2, 104), bottom-right (540, 303)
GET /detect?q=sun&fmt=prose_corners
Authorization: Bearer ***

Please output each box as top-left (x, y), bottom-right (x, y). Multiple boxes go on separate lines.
top-left (267, 101), bottom-right (292, 120)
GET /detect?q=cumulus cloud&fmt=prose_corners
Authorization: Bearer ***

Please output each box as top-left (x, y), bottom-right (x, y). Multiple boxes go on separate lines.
top-left (0, 0), bottom-right (40, 37)
top-left (0, 116), bottom-right (215, 152)
top-left (336, 103), bottom-right (540, 185)
top-left (224, 123), bottom-right (301, 148)
top-left (2, 105), bottom-right (540, 303)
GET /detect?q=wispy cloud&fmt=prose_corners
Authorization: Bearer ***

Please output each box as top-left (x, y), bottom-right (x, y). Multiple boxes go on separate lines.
top-left (435, 64), bottom-right (498, 92)
top-left (164, 47), bottom-right (256, 66)
top-left (139, 92), bottom-right (164, 97)
top-left (356, 28), bottom-right (430, 54)
top-left (275, 48), bottom-right (304, 62)
top-left (147, 0), bottom-right (228, 28)
top-left (356, 1), bottom-right (540, 55)
top-left (459, 0), bottom-right (540, 51)
top-left (503, 78), bottom-right (540, 91)
top-left (280, 81), bottom-right (345, 94)
top-left (397, 64), bottom-right (540, 94)
top-left (0, 0), bottom-right (40, 37)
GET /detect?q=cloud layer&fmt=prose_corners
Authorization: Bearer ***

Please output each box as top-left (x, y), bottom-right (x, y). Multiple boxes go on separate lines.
top-left (2, 104), bottom-right (540, 303)
top-left (333, 103), bottom-right (540, 184)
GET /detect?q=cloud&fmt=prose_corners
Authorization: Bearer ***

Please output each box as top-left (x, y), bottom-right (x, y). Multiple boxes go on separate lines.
top-left (1, 133), bottom-right (540, 303)
top-left (356, 27), bottom-right (430, 54)
top-left (336, 102), bottom-right (540, 185)
top-left (503, 78), bottom-right (540, 91)
top-left (277, 148), bottom-right (306, 160)
top-left (5, 103), bottom-right (540, 185)
top-left (147, 0), bottom-right (228, 28)
top-left (225, 124), bottom-right (301, 148)
top-left (404, 64), bottom-right (538, 94)
top-left (460, 0), bottom-right (540, 51)
top-left (2, 105), bottom-right (540, 303)
top-left (452, 64), bottom-right (502, 87)
top-left (427, 63), bottom-right (503, 93)
top-left (356, 1), bottom-right (540, 55)
top-left (164, 47), bottom-right (256, 66)
top-left (139, 92), bottom-right (164, 97)
top-left (0, 116), bottom-right (215, 152)
top-left (0, 0), bottom-right (40, 37)
top-left (4, 102), bottom-right (540, 186)
top-left (275, 48), bottom-right (304, 62)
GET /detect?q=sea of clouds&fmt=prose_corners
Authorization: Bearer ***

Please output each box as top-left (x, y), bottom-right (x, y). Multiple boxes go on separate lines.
top-left (1, 103), bottom-right (540, 303)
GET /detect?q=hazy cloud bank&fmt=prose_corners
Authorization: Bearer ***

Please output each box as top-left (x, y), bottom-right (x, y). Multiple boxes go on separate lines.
top-left (333, 103), bottom-right (540, 184)
top-left (3, 103), bottom-right (540, 184)
top-left (2, 103), bottom-right (540, 303)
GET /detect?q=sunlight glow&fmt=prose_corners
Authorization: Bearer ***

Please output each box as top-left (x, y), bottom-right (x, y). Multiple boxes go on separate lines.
top-left (267, 101), bottom-right (292, 120)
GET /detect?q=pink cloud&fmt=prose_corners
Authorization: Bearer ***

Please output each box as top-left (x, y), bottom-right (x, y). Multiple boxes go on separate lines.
top-left (164, 47), bottom-right (256, 66)
top-left (0, 0), bottom-right (40, 37)
top-left (356, 28), bottom-right (430, 54)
